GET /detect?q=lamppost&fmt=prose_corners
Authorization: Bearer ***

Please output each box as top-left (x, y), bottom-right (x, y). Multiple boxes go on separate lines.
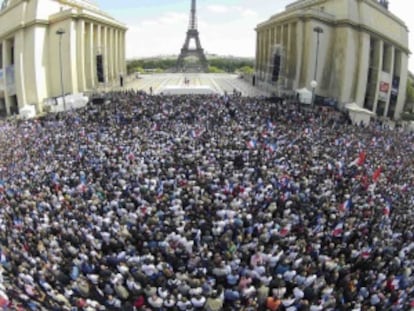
top-left (311, 26), bottom-right (323, 110)
top-left (56, 28), bottom-right (66, 111)
top-left (310, 80), bottom-right (318, 110)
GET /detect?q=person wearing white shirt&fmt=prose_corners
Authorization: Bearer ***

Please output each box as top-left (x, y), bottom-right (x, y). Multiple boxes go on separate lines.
top-left (148, 293), bottom-right (163, 309)
top-left (141, 262), bottom-right (158, 277)
top-left (176, 296), bottom-right (192, 310)
top-left (163, 294), bottom-right (176, 308)
top-left (191, 294), bottom-right (206, 308)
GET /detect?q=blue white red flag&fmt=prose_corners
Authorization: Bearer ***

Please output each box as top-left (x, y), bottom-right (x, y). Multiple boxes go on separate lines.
top-left (280, 223), bottom-right (291, 237)
top-left (339, 198), bottom-right (352, 213)
top-left (332, 222), bottom-right (344, 237)
top-left (246, 139), bottom-right (257, 149)
top-left (383, 201), bottom-right (391, 217)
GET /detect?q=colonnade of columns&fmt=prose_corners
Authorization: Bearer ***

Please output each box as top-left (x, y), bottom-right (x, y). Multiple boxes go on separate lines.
top-left (255, 21), bottom-right (300, 90)
top-left (79, 21), bottom-right (126, 92)
top-left (256, 19), bottom-right (408, 119)
top-left (1, 37), bottom-right (16, 115)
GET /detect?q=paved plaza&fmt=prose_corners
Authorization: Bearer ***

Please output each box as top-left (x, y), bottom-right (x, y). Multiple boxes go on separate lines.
top-left (123, 73), bottom-right (270, 97)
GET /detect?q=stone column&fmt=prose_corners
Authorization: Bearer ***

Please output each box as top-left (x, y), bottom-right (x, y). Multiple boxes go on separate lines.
top-left (103, 26), bottom-right (108, 84)
top-left (395, 52), bottom-right (408, 119)
top-left (77, 19), bottom-right (86, 92)
top-left (114, 29), bottom-right (119, 79)
top-left (14, 30), bottom-right (26, 110)
top-left (85, 22), bottom-right (95, 89)
top-left (294, 20), bottom-right (304, 89)
top-left (260, 30), bottom-right (265, 79)
top-left (109, 27), bottom-right (115, 82)
top-left (383, 46), bottom-right (395, 117)
top-left (355, 32), bottom-right (370, 106)
top-left (2, 40), bottom-right (10, 115)
top-left (119, 30), bottom-right (126, 77)
top-left (285, 23), bottom-right (291, 88)
top-left (372, 40), bottom-right (383, 114)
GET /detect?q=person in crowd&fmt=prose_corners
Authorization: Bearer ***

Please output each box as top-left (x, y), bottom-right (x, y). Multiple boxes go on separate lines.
top-left (0, 89), bottom-right (412, 311)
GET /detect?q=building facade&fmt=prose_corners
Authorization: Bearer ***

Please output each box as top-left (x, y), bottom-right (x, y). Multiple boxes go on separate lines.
top-left (255, 0), bottom-right (409, 119)
top-left (0, 0), bottom-right (127, 115)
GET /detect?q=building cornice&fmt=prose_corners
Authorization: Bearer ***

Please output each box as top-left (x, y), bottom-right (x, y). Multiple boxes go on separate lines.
top-left (256, 10), bottom-right (409, 55)
top-left (0, 13), bottom-right (126, 40)
top-left (49, 9), bottom-right (127, 30)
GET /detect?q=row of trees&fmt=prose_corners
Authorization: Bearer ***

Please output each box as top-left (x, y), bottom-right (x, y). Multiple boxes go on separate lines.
top-left (126, 56), bottom-right (254, 75)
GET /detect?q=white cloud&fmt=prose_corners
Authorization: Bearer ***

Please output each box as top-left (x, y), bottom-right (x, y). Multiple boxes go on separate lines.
top-left (158, 12), bottom-right (188, 25)
top-left (141, 20), bottom-right (158, 27)
top-left (206, 5), bottom-right (229, 14)
top-left (238, 8), bottom-right (257, 18)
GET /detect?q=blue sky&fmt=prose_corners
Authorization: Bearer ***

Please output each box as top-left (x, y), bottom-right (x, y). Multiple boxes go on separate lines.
top-left (94, 0), bottom-right (413, 70)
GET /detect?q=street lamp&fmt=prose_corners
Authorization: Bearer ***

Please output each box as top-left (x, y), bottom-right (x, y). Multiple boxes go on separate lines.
top-left (56, 28), bottom-right (66, 111)
top-left (312, 26), bottom-right (323, 110)
top-left (310, 80), bottom-right (318, 109)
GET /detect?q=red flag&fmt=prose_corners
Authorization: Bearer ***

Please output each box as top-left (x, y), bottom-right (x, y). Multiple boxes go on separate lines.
top-left (280, 223), bottom-right (291, 237)
top-left (372, 167), bottom-right (382, 182)
top-left (357, 151), bottom-right (366, 166)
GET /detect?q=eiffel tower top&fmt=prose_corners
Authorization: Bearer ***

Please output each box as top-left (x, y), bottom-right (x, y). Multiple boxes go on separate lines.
top-left (188, 0), bottom-right (198, 31)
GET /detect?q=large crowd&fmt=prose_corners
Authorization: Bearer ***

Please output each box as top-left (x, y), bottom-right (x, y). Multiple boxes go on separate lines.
top-left (0, 91), bottom-right (413, 311)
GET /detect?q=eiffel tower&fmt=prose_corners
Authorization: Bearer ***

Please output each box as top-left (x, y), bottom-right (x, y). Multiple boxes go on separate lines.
top-left (176, 0), bottom-right (208, 72)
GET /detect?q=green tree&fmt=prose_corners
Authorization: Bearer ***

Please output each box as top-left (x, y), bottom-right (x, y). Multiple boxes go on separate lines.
top-left (208, 66), bottom-right (225, 73)
top-left (127, 56), bottom-right (254, 74)
top-left (132, 66), bottom-right (145, 74)
top-left (238, 66), bottom-right (254, 75)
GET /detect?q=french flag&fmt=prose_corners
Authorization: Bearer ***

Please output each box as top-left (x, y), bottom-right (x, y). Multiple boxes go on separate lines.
top-left (332, 222), bottom-right (344, 237)
top-left (372, 166), bottom-right (382, 183)
top-left (327, 162), bottom-right (333, 171)
top-left (361, 246), bottom-right (372, 259)
top-left (14, 218), bottom-right (23, 228)
top-left (246, 139), bottom-right (257, 149)
top-left (261, 130), bottom-right (269, 138)
top-left (267, 120), bottom-right (275, 130)
top-left (267, 143), bottom-right (277, 153)
top-left (157, 181), bottom-right (164, 199)
top-left (349, 151), bottom-right (366, 167)
top-left (223, 182), bottom-right (234, 194)
top-left (190, 129), bottom-right (202, 139)
top-left (127, 152), bottom-right (135, 161)
top-left (357, 151), bottom-right (367, 166)
top-left (339, 198), bottom-right (352, 213)
top-left (280, 223), bottom-right (291, 237)
top-left (151, 123), bottom-right (160, 131)
top-left (383, 201), bottom-right (392, 217)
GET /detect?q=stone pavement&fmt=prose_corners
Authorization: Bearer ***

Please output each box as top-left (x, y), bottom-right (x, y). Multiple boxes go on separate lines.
top-left (121, 73), bottom-right (270, 97)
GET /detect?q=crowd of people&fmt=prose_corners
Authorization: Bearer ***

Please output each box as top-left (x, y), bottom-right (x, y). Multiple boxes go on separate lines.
top-left (0, 90), bottom-right (413, 310)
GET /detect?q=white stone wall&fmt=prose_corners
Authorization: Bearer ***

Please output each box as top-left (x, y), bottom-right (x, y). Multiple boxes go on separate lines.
top-left (256, 0), bottom-right (409, 119)
top-left (0, 0), bottom-right (127, 115)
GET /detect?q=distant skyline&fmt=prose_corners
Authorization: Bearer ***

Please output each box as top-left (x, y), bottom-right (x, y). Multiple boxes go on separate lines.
top-left (96, 0), bottom-right (414, 71)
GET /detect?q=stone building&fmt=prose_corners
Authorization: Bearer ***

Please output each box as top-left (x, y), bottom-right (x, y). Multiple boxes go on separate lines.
top-left (0, 0), bottom-right (127, 115)
top-left (255, 0), bottom-right (409, 119)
